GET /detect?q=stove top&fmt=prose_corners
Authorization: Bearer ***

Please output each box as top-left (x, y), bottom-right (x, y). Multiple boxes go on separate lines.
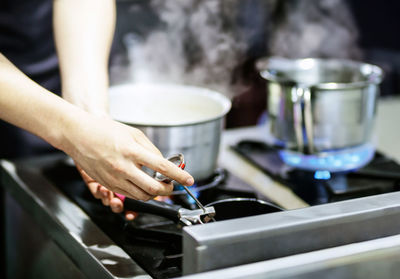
top-left (232, 140), bottom-right (400, 205)
top-left (41, 158), bottom-right (268, 279)
top-left (37, 142), bottom-right (400, 278)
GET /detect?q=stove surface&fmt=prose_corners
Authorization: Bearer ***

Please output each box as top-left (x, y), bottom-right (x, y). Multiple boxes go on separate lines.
top-left (232, 140), bottom-right (400, 205)
top-left (41, 158), bottom-right (267, 279)
top-left (4, 149), bottom-right (400, 278)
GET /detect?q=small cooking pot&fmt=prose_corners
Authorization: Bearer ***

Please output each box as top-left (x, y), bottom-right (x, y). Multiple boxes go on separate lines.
top-left (119, 197), bottom-right (283, 225)
top-left (256, 57), bottom-right (383, 171)
top-left (109, 83), bottom-right (231, 181)
top-left (257, 57), bottom-right (383, 154)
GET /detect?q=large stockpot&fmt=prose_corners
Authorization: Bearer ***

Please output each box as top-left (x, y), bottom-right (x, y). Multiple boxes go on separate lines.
top-left (257, 57), bottom-right (383, 171)
top-left (109, 83), bottom-right (231, 181)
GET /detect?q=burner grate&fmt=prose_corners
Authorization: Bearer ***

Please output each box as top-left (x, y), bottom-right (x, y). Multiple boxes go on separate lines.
top-left (232, 140), bottom-right (400, 205)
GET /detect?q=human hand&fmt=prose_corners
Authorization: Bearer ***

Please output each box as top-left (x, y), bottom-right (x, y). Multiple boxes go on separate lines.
top-left (76, 164), bottom-right (137, 220)
top-left (62, 112), bottom-right (194, 201)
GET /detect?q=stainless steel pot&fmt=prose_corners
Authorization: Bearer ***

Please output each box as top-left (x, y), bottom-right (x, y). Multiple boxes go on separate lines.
top-left (257, 57), bottom-right (383, 155)
top-left (109, 83), bottom-right (231, 181)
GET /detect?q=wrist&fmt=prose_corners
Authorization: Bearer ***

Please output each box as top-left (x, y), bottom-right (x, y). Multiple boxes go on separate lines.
top-left (62, 82), bottom-right (110, 117)
top-left (52, 104), bottom-right (104, 158)
top-left (61, 65), bottom-right (110, 110)
top-left (46, 102), bottom-right (86, 154)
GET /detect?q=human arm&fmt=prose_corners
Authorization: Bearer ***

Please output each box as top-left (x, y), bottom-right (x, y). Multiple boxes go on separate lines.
top-left (52, 0), bottom-right (128, 215)
top-left (0, 53), bottom-right (194, 202)
top-left (53, 0), bottom-right (114, 115)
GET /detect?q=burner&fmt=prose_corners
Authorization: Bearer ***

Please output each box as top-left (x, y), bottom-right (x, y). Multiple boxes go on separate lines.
top-left (232, 140), bottom-right (400, 205)
top-left (279, 143), bottom-right (375, 172)
top-left (172, 168), bottom-right (227, 194)
top-left (169, 168), bottom-right (254, 210)
top-left (314, 170), bottom-right (331, 180)
top-left (41, 158), bottom-right (262, 279)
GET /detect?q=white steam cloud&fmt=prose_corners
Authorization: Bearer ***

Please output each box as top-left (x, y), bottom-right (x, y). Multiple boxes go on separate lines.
top-left (124, 0), bottom-right (247, 97)
top-left (114, 0), bottom-right (362, 97)
top-left (269, 0), bottom-right (362, 59)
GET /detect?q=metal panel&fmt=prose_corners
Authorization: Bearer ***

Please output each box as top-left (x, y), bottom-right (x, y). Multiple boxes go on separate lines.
top-left (181, 233), bottom-right (400, 279)
top-left (0, 156), bottom-right (149, 279)
top-left (5, 192), bottom-right (86, 279)
top-left (183, 191), bottom-right (400, 274)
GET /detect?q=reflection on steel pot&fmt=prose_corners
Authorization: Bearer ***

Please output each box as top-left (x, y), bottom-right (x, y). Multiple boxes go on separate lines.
top-left (109, 83), bottom-right (231, 180)
top-left (257, 57), bottom-right (383, 171)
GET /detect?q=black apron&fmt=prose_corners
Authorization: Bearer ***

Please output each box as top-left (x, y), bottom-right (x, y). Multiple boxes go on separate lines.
top-left (0, 0), bottom-right (61, 158)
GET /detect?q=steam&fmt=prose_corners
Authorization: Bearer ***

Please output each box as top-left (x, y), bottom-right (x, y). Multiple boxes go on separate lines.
top-left (269, 0), bottom-right (362, 59)
top-left (115, 0), bottom-right (362, 97)
top-left (125, 0), bottom-right (247, 97)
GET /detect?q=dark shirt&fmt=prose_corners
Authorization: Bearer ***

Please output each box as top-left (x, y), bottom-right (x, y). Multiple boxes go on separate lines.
top-left (0, 0), bottom-right (61, 158)
top-left (0, 0), bottom-right (60, 91)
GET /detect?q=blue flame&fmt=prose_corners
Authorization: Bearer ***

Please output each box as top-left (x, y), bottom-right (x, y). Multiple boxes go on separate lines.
top-left (186, 193), bottom-right (199, 204)
top-left (174, 184), bottom-right (200, 205)
top-left (279, 144), bottom-right (374, 172)
top-left (314, 170), bottom-right (331, 180)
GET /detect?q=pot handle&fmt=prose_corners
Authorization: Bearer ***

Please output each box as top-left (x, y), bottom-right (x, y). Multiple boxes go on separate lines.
top-left (291, 86), bottom-right (315, 154)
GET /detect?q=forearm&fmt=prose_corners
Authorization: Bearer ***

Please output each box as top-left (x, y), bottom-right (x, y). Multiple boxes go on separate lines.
top-left (0, 53), bottom-right (85, 153)
top-left (53, 0), bottom-right (116, 115)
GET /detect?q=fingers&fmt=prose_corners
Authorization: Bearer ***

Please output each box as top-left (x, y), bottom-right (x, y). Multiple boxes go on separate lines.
top-left (125, 211), bottom-right (138, 221)
top-left (134, 148), bottom-right (194, 187)
top-left (76, 161), bottom-right (142, 222)
top-left (109, 196), bottom-right (124, 213)
top-left (87, 184), bottom-right (138, 220)
top-left (113, 180), bottom-right (154, 201)
top-left (109, 195), bottom-right (137, 221)
top-left (77, 165), bottom-right (105, 200)
top-left (137, 136), bottom-right (163, 157)
top-left (76, 164), bottom-right (95, 184)
top-left (92, 191), bottom-right (138, 221)
top-left (87, 182), bottom-right (103, 199)
top-left (132, 129), bottom-right (163, 156)
top-left (99, 186), bottom-right (112, 205)
top-left (127, 167), bottom-right (175, 196)
top-left (88, 183), bottom-right (114, 206)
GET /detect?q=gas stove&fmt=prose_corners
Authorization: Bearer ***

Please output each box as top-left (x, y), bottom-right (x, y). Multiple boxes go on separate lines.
top-left (40, 157), bottom-right (266, 278)
top-left (3, 124), bottom-right (400, 278)
top-left (232, 140), bottom-right (400, 205)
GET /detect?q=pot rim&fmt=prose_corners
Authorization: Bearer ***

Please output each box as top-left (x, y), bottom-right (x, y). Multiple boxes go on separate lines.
top-left (256, 57), bottom-right (384, 90)
top-left (109, 83), bottom-right (232, 127)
